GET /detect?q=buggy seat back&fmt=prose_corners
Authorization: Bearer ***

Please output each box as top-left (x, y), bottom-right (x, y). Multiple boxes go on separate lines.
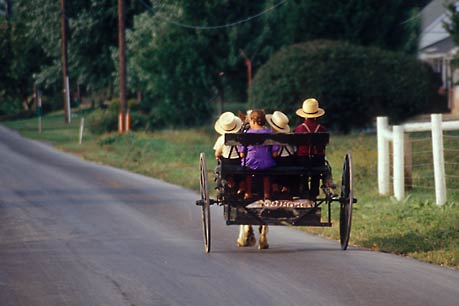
top-left (222, 133), bottom-right (330, 176)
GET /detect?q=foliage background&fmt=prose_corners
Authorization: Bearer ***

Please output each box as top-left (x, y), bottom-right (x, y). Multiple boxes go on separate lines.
top-left (1, 0), bottom-right (438, 133)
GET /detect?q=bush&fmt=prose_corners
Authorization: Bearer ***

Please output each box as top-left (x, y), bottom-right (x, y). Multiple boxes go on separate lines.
top-left (129, 111), bottom-right (148, 130)
top-left (0, 97), bottom-right (22, 116)
top-left (249, 40), bottom-right (443, 132)
top-left (86, 97), bottom-right (147, 133)
top-left (87, 108), bottom-right (118, 134)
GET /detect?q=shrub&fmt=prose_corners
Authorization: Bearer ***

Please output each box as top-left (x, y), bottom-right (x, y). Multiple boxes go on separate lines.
top-left (0, 97), bottom-right (22, 116)
top-left (86, 97), bottom-right (147, 133)
top-left (86, 108), bottom-right (118, 134)
top-left (87, 107), bottom-right (147, 134)
top-left (249, 40), bottom-right (443, 132)
top-left (129, 111), bottom-right (148, 130)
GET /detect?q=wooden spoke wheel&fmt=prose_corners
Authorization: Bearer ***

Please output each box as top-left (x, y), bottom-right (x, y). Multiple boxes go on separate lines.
top-left (199, 153), bottom-right (211, 253)
top-left (339, 152), bottom-right (354, 250)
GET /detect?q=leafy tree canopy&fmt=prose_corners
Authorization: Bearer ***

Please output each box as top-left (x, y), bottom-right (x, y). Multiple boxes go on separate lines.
top-left (2, 0), bottom-right (430, 123)
top-left (8, 0), bottom-right (142, 98)
top-left (127, 0), bottom-right (268, 127)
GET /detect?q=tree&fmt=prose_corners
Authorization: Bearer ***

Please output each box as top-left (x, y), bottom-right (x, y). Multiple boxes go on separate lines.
top-left (441, 1), bottom-right (459, 96)
top-left (127, 1), bottom-right (268, 127)
top-left (8, 0), bottom-right (142, 104)
top-left (126, 0), bottom-right (427, 129)
top-left (1, 0), bottom-right (429, 121)
top-left (438, 0), bottom-right (459, 112)
top-left (67, 0), bottom-right (143, 96)
top-left (259, 0), bottom-right (427, 55)
top-left (0, 3), bottom-right (50, 114)
top-left (444, 2), bottom-right (459, 47)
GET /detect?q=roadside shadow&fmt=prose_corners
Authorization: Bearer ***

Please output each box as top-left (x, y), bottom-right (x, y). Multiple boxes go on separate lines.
top-left (211, 245), bottom-right (365, 255)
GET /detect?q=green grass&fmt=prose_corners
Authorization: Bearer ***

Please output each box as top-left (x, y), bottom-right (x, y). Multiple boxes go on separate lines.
top-left (3, 111), bottom-right (459, 268)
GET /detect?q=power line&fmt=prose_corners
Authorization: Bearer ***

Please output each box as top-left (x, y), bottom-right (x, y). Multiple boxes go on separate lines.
top-left (399, 11), bottom-right (421, 26)
top-left (138, 0), bottom-right (288, 30)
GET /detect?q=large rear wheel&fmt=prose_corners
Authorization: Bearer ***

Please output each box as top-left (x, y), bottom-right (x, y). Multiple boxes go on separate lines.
top-left (199, 153), bottom-right (211, 253)
top-left (339, 152), bottom-right (353, 250)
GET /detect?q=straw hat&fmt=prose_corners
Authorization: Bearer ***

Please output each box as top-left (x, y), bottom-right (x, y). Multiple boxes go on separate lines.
top-left (266, 111), bottom-right (290, 133)
top-left (296, 98), bottom-right (325, 118)
top-left (214, 112), bottom-right (243, 135)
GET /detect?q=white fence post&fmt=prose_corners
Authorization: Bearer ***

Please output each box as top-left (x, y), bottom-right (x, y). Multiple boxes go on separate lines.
top-left (377, 117), bottom-right (390, 195)
top-left (79, 117), bottom-right (85, 145)
top-left (393, 125), bottom-right (405, 201)
top-left (431, 114), bottom-right (446, 205)
top-left (37, 93), bottom-right (42, 134)
top-left (377, 114), bottom-right (459, 204)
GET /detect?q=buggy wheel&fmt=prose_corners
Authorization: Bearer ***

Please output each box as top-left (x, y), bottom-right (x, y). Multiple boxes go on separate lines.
top-left (339, 152), bottom-right (353, 250)
top-left (199, 153), bottom-right (211, 253)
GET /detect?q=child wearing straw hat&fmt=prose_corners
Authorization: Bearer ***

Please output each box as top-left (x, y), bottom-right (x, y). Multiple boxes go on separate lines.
top-left (266, 111), bottom-right (295, 166)
top-left (213, 112), bottom-right (243, 191)
top-left (266, 111), bottom-right (296, 196)
top-left (213, 112), bottom-right (243, 162)
top-left (293, 98), bottom-right (328, 200)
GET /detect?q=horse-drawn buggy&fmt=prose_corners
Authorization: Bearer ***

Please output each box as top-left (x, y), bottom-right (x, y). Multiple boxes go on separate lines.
top-left (196, 132), bottom-right (357, 253)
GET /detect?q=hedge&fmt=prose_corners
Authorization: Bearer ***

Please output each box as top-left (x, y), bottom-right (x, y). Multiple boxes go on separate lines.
top-left (248, 40), bottom-right (444, 132)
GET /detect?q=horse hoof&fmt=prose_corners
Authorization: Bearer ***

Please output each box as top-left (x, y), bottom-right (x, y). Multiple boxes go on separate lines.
top-left (258, 239), bottom-right (269, 249)
top-left (258, 243), bottom-right (269, 250)
top-left (237, 235), bottom-right (256, 247)
top-left (237, 239), bottom-right (247, 247)
top-left (237, 239), bottom-right (253, 247)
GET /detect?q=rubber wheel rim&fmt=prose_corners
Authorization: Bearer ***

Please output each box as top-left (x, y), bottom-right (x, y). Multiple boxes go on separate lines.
top-left (340, 152), bottom-right (353, 250)
top-left (199, 153), bottom-right (211, 253)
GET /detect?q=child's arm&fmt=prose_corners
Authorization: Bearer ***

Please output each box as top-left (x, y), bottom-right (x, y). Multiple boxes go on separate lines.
top-left (237, 144), bottom-right (245, 158)
top-left (271, 144), bottom-right (279, 158)
top-left (213, 136), bottom-right (224, 160)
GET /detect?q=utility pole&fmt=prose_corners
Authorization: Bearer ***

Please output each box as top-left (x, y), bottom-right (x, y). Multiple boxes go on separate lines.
top-left (60, 0), bottom-right (70, 123)
top-left (118, 0), bottom-right (127, 133)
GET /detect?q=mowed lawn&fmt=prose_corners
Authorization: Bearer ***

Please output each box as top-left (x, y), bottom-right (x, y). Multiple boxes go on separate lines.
top-left (3, 110), bottom-right (459, 268)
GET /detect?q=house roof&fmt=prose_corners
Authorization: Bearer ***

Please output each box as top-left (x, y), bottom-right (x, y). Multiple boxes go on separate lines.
top-left (421, 0), bottom-right (448, 32)
top-left (419, 37), bottom-right (457, 59)
top-left (419, 0), bottom-right (455, 51)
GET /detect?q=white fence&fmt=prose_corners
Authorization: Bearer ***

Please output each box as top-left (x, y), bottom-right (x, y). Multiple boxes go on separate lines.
top-left (377, 114), bottom-right (459, 205)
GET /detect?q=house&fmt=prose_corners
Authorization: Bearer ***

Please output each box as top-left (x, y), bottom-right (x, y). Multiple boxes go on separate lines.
top-left (419, 0), bottom-right (459, 114)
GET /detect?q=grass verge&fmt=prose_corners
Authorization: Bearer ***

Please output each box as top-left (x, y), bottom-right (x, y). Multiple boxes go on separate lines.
top-left (3, 111), bottom-right (459, 268)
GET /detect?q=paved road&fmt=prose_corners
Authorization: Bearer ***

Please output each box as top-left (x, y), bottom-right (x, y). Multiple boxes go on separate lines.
top-left (0, 124), bottom-right (458, 306)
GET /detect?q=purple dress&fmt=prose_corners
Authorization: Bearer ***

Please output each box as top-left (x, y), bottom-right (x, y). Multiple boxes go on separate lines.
top-left (238, 128), bottom-right (278, 170)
